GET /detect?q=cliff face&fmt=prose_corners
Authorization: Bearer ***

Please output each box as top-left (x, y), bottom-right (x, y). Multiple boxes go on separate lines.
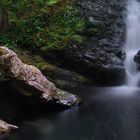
top-left (53, 0), bottom-right (127, 85)
top-left (77, 0), bottom-right (125, 48)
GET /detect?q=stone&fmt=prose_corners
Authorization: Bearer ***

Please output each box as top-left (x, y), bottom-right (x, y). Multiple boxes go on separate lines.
top-left (12, 48), bottom-right (91, 89)
top-left (44, 0), bottom-right (126, 85)
top-left (0, 46), bottom-right (81, 107)
top-left (0, 120), bottom-right (18, 134)
top-left (134, 50), bottom-right (140, 70)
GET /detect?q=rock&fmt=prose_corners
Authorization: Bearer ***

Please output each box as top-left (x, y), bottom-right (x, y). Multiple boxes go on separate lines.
top-left (63, 45), bottom-right (126, 85)
top-left (134, 50), bottom-right (140, 70)
top-left (0, 120), bottom-right (18, 134)
top-left (12, 48), bottom-right (91, 88)
top-left (0, 46), bottom-right (80, 107)
top-left (56, 90), bottom-right (80, 106)
top-left (44, 0), bottom-right (126, 85)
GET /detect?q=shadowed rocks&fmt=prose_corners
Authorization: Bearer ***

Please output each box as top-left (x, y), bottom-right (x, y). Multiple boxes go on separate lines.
top-left (44, 0), bottom-right (126, 85)
top-left (0, 120), bottom-right (18, 134)
top-left (0, 46), bottom-right (80, 106)
top-left (0, 46), bottom-right (81, 134)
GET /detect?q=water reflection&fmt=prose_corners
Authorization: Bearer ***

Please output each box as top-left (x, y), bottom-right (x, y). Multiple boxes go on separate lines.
top-left (2, 86), bottom-right (140, 140)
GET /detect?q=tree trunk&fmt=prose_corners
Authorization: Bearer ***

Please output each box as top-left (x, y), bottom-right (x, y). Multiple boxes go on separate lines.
top-left (1, 10), bottom-right (9, 32)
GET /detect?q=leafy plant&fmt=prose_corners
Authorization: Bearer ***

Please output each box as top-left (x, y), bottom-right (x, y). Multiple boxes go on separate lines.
top-left (0, 0), bottom-right (85, 51)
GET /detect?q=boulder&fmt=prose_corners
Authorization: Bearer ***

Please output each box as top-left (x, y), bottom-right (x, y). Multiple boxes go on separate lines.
top-left (0, 46), bottom-right (80, 107)
top-left (134, 50), bottom-right (140, 70)
top-left (66, 45), bottom-right (125, 85)
top-left (0, 120), bottom-right (18, 134)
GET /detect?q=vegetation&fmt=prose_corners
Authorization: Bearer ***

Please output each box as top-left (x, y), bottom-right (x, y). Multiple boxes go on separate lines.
top-left (0, 0), bottom-right (85, 51)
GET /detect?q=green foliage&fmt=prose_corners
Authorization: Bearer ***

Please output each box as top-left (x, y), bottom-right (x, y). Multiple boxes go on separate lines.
top-left (71, 35), bottom-right (85, 44)
top-left (39, 5), bottom-right (85, 50)
top-left (0, 0), bottom-right (85, 51)
top-left (47, 0), bottom-right (60, 6)
top-left (0, 33), bottom-right (17, 48)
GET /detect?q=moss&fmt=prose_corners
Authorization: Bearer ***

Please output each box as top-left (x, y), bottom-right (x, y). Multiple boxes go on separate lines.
top-left (71, 35), bottom-right (86, 44)
top-left (56, 89), bottom-right (81, 106)
top-left (12, 48), bottom-right (91, 88)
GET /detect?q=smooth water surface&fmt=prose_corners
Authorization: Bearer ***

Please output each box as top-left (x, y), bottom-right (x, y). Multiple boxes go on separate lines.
top-left (2, 86), bottom-right (140, 140)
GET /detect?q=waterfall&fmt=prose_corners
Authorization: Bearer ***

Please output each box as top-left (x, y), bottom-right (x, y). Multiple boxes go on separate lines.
top-left (125, 0), bottom-right (140, 87)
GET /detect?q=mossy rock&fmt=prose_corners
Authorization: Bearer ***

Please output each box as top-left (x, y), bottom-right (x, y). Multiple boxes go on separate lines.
top-left (12, 48), bottom-right (91, 88)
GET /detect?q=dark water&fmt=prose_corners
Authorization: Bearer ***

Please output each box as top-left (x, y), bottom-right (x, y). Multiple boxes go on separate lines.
top-left (2, 86), bottom-right (140, 140)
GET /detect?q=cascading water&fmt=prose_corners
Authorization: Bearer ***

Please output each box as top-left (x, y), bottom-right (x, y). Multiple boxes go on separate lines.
top-left (125, 0), bottom-right (140, 87)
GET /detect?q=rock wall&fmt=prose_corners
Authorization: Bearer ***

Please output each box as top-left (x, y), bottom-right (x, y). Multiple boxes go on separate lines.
top-left (45, 0), bottom-right (127, 85)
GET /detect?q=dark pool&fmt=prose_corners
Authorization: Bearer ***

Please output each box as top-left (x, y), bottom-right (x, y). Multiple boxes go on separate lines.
top-left (2, 86), bottom-right (140, 140)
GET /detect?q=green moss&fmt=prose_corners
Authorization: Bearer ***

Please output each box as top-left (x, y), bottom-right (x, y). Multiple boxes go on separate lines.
top-left (71, 35), bottom-right (86, 44)
top-left (56, 89), bottom-right (81, 106)
top-left (47, 0), bottom-right (60, 6)
top-left (12, 48), bottom-right (91, 88)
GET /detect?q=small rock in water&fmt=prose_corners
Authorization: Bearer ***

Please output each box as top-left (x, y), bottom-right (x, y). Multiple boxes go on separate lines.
top-left (56, 90), bottom-right (81, 106)
top-left (0, 120), bottom-right (18, 134)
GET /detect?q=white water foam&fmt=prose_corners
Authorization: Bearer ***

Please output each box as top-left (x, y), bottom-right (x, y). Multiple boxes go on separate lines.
top-left (125, 0), bottom-right (140, 87)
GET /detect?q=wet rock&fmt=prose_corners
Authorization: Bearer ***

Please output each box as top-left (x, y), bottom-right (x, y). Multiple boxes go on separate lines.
top-left (71, 0), bottom-right (126, 85)
top-left (134, 50), bottom-right (140, 70)
top-left (44, 0), bottom-right (126, 85)
top-left (13, 48), bottom-right (91, 88)
top-left (56, 90), bottom-right (81, 106)
top-left (62, 45), bottom-right (125, 85)
top-left (0, 120), bottom-right (18, 134)
top-left (0, 46), bottom-right (80, 107)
